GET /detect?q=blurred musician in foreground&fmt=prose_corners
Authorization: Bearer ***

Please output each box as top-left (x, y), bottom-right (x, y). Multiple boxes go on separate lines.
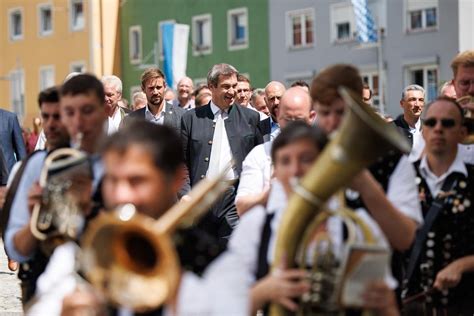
top-left (311, 64), bottom-right (421, 252)
top-left (28, 121), bottom-right (248, 316)
top-left (216, 122), bottom-right (399, 315)
top-left (3, 79), bottom-right (106, 305)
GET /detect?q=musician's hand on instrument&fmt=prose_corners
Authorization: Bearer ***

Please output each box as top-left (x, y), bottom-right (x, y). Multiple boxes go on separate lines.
top-left (61, 286), bottom-right (106, 316)
top-left (362, 280), bottom-right (397, 313)
top-left (27, 182), bottom-right (43, 215)
top-left (254, 268), bottom-right (310, 312)
top-left (434, 262), bottom-right (462, 290)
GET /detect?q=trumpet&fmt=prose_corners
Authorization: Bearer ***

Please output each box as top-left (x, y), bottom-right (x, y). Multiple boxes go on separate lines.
top-left (30, 147), bottom-right (92, 254)
top-left (80, 164), bottom-right (234, 312)
top-left (269, 87), bottom-right (410, 316)
top-left (456, 95), bottom-right (474, 144)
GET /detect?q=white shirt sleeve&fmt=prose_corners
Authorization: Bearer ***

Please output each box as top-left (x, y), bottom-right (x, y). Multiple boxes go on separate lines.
top-left (26, 242), bottom-right (78, 316)
top-left (386, 155), bottom-right (423, 225)
top-left (175, 207), bottom-right (267, 315)
top-left (4, 152), bottom-right (46, 262)
top-left (236, 144), bottom-right (271, 200)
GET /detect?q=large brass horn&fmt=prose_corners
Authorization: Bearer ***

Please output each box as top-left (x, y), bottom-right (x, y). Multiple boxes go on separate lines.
top-left (456, 95), bottom-right (474, 144)
top-left (80, 166), bottom-right (234, 312)
top-left (269, 87), bottom-right (410, 316)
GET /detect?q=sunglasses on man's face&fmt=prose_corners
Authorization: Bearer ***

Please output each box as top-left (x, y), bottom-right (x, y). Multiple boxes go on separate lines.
top-left (423, 118), bottom-right (456, 128)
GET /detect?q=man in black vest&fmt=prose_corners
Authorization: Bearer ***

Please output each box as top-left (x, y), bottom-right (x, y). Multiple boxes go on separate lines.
top-left (394, 84), bottom-right (425, 147)
top-left (181, 63), bottom-right (263, 241)
top-left (403, 97), bottom-right (474, 314)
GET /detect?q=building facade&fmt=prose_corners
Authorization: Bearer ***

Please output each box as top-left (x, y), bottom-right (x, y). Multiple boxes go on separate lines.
top-left (0, 0), bottom-right (120, 127)
top-left (119, 0), bottom-right (270, 101)
top-left (269, 0), bottom-right (474, 116)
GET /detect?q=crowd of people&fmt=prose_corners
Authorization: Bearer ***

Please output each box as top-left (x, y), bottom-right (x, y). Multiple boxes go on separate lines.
top-left (0, 49), bottom-right (473, 316)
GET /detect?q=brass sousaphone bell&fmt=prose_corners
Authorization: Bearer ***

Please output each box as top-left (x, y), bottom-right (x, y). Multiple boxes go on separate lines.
top-left (80, 165), bottom-right (234, 312)
top-left (269, 87), bottom-right (411, 316)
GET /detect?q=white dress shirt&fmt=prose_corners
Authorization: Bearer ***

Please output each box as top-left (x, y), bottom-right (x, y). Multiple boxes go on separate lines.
top-left (236, 141), bottom-right (272, 201)
top-left (107, 106), bottom-right (123, 135)
top-left (418, 149), bottom-right (468, 197)
top-left (145, 104), bottom-right (165, 125)
top-left (385, 155), bottom-right (423, 225)
top-left (34, 130), bottom-right (46, 150)
top-left (207, 102), bottom-right (235, 180)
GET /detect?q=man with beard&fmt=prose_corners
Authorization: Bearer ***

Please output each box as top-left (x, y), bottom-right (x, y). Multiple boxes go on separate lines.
top-left (127, 68), bottom-right (184, 135)
top-left (394, 84), bottom-right (425, 147)
top-left (173, 76), bottom-right (195, 110)
top-left (181, 63), bottom-right (263, 242)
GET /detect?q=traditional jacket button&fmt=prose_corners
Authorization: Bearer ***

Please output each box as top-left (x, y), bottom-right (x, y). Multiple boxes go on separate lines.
top-left (200, 175), bottom-right (205, 179)
top-left (208, 140), bottom-right (213, 145)
top-left (205, 157), bottom-right (209, 162)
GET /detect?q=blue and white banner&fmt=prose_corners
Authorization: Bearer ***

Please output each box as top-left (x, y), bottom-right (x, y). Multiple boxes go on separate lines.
top-left (351, 0), bottom-right (378, 43)
top-left (161, 23), bottom-right (190, 88)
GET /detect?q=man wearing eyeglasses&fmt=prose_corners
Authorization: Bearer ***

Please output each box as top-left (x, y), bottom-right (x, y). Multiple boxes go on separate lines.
top-left (403, 96), bottom-right (474, 314)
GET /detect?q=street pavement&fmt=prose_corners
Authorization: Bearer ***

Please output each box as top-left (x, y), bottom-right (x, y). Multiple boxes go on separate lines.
top-left (0, 241), bottom-right (22, 315)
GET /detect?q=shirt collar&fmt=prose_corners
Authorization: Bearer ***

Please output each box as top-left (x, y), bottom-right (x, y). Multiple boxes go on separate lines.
top-left (210, 101), bottom-right (230, 115)
top-left (420, 145), bottom-right (468, 179)
top-left (145, 103), bottom-right (166, 119)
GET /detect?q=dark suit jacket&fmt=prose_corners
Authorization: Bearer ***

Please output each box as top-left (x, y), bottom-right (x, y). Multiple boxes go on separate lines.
top-left (0, 150), bottom-right (7, 185)
top-left (0, 109), bottom-right (26, 172)
top-left (126, 102), bottom-right (185, 134)
top-left (393, 114), bottom-right (414, 147)
top-left (181, 103), bottom-right (263, 193)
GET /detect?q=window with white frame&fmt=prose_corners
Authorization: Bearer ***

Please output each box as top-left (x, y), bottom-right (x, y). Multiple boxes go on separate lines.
top-left (336, 22), bottom-right (351, 40)
top-left (158, 19), bottom-right (176, 61)
top-left (9, 8), bottom-right (23, 40)
top-left (406, 0), bottom-right (438, 32)
top-left (129, 26), bottom-right (142, 64)
top-left (10, 69), bottom-right (25, 119)
top-left (192, 14), bottom-right (212, 55)
top-left (70, 0), bottom-right (84, 31)
top-left (286, 8), bottom-right (314, 49)
top-left (39, 66), bottom-right (55, 90)
top-left (38, 4), bottom-right (53, 36)
top-left (330, 3), bottom-right (356, 43)
top-left (70, 61), bottom-right (86, 73)
top-left (406, 65), bottom-right (438, 102)
top-left (361, 72), bottom-right (380, 106)
top-left (228, 7), bottom-right (248, 50)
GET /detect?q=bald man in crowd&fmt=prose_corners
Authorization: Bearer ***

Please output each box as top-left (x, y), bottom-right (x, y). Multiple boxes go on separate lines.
top-left (235, 86), bottom-right (315, 215)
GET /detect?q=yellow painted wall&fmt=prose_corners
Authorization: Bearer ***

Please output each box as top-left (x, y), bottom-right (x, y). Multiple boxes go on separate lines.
top-left (0, 0), bottom-right (120, 128)
top-left (0, 0), bottom-right (91, 127)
